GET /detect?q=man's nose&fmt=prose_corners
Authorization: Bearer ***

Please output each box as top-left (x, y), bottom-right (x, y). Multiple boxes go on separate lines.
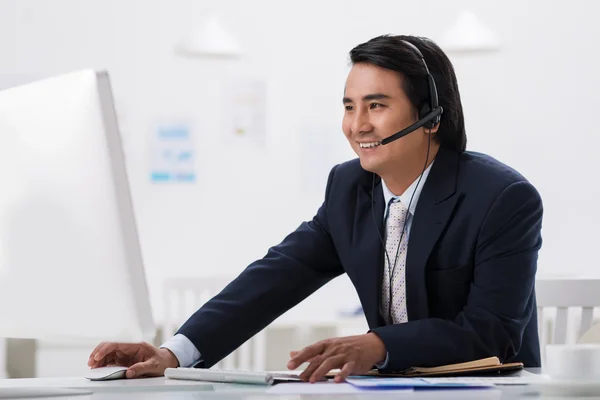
top-left (350, 110), bottom-right (373, 136)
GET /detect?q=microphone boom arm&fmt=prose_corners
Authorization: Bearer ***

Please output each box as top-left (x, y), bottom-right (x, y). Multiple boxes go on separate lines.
top-left (380, 107), bottom-right (443, 145)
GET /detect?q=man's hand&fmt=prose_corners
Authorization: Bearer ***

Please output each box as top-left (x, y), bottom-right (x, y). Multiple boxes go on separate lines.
top-left (87, 342), bottom-right (179, 379)
top-left (287, 333), bottom-right (386, 383)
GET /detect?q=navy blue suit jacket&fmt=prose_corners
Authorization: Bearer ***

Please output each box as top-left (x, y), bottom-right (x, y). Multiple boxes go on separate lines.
top-left (178, 147), bottom-right (544, 371)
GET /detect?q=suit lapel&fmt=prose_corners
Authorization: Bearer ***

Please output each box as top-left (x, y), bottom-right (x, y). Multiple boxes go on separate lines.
top-left (406, 147), bottom-right (461, 320)
top-left (354, 175), bottom-right (386, 328)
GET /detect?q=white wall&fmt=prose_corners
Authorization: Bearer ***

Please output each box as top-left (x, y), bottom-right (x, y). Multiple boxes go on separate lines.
top-left (1, 0), bottom-right (599, 326)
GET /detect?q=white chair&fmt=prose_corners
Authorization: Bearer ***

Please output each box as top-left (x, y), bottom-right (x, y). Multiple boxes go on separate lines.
top-left (162, 276), bottom-right (266, 371)
top-left (579, 322), bottom-right (600, 344)
top-left (535, 277), bottom-right (600, 363)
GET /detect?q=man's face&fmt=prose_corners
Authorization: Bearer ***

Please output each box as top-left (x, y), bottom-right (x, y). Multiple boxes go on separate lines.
top-left (342, 63), bottom-right (425, 174)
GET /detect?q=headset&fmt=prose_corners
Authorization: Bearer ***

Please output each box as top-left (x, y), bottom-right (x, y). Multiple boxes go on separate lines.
top-left (371, 39), bottom-right (441, 325)
top-left (379, 40), bottom-right (443, 145)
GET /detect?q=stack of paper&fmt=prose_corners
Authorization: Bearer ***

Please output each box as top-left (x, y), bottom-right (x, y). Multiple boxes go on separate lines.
top-left (266, 378), bottom-right (497, 395)
top-left (346, 377), bottom-right (495, 390)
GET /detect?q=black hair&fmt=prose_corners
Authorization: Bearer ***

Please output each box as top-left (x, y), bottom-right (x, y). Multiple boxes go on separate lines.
top-left (349, 35), bottom-right (467, 152)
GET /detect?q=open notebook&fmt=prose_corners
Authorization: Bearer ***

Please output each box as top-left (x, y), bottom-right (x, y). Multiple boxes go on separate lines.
top-left (345, 356), bottom-right (524, 378)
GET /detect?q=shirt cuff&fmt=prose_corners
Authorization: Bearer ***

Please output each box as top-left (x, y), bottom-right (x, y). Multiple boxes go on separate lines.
top-left (160, 333), bottom-right (202, 368)
top-left (375, 352), bottom-right (390, 369)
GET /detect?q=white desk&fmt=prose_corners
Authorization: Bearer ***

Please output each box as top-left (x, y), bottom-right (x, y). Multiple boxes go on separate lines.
top-left (0, 370), bottom-right (554, 399)
top-left (0, 376), bottom-right (213, 393)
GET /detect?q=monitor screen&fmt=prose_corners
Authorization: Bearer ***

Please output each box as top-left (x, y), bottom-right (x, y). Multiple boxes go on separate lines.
top-left (0, 70), bottom-right (154, 343)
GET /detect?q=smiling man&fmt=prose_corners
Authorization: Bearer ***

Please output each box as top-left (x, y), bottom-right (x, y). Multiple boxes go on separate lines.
top-left (89, 35), bottom-right (543, 383)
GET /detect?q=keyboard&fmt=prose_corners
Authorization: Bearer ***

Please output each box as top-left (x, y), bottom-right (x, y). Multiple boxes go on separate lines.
top-left (165, 368), bottom-right (303, 386)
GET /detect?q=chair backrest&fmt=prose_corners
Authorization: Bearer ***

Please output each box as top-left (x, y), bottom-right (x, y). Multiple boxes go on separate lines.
top-left (162, 276), bottom-right (266, 371)
top-left (535, 278), bottom-right (600, 363)
top-left (579, 322), bottom-right (600, 344)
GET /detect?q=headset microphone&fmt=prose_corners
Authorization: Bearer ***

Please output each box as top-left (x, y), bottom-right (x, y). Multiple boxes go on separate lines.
top-left (379, 106), bottom-right (443, 145)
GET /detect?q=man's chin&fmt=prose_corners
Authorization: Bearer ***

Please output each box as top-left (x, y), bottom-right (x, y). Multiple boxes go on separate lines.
top-left (358, 157), bottom-right (381, 174)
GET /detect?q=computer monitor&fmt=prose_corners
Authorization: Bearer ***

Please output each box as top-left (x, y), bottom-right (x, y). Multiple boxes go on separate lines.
top-left (0, 70), bottom-right (155, 344)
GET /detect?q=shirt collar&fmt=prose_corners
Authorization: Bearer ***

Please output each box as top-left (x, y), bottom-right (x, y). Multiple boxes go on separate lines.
top-left (381, 160), bottom-right (435, 216)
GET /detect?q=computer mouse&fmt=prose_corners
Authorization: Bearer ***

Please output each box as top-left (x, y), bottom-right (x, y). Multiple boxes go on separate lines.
top-left (84, 366), bottom-right (128, 381)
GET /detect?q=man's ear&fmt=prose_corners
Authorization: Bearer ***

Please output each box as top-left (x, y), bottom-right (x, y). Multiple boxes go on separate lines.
top-left (423, 121), bottom-right (440, 138)
top-left (426, 121), bottom-right (440, 135)
top-left (418, 103), bottom-right (440, 135)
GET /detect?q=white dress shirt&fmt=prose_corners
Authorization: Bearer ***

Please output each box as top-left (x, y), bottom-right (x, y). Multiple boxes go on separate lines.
top-left (162, 160), bottom-right (435, 369)
top-left (381, 161), bottom-right (434, 235)
top-left (161, 333), bottom-right (201, 368)
top-left (376, 160), bottom-right (434, 368)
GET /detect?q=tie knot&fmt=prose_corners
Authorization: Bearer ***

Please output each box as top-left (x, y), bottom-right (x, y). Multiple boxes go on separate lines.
top-left (388, 200), bottom-right (409, 225)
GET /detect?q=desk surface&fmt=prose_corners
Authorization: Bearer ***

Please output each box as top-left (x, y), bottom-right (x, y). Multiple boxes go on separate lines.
top-left (0, 369), bottom-right (560, 399)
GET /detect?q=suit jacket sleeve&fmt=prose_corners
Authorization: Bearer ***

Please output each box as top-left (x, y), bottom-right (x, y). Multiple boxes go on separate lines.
top-left (176, 166), bottom-right (344, 368)
top-left (371, 180), bottom-right (543, 371)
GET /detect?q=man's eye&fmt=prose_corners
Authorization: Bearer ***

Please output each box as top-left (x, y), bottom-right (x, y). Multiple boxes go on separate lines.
top-left (345, 105), bottom-right (354, 111)
top-left (370, 103), bottom-right (384, 109)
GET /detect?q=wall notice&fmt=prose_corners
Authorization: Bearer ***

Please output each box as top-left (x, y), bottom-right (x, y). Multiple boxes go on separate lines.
top-left (150, 124), bottom-right (196, 183)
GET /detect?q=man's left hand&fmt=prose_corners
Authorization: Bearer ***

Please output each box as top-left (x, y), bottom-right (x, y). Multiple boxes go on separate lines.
top-left (287, 333), bottom-right (387, 383)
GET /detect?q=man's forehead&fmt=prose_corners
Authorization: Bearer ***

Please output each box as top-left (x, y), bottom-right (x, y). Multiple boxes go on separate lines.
top-left (344, 63), bottom-right (403, 98)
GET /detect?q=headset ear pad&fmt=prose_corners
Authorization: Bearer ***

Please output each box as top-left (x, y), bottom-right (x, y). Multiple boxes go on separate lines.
top-left (419, 103), bottom-right (435, 129)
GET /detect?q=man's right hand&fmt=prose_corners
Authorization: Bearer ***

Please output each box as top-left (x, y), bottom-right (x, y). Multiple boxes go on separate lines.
top-left (87, 342), bottom-right (179, 379)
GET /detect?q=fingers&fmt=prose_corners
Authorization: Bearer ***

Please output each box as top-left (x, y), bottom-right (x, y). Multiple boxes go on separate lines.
top-left (335, 361), bottom-right (356, 383)
top-left (110, 351), bottom-right (131, 367)
top-left (310, 355), bottom-right (345, 383)
top-left (288, 342), bottom-right (326, 370)
top-left (88, 341), bottom-right (107, 367)
top-left (95, 343), bottom-right (118, 361)
top-left (126, 359), bottom-right (160, 379)
top-left (90, 342), bottom-right (120, 368)
top-left (299, 355), bottom-right (323, 382)
top-left (90, 358), bottom-right (109, 368)
top-left (115, 350), bottom-right (128, 362)
top-left (289, 351), bottom-right (317, 365)
top-left (89, 343), bottom-right (137, 368)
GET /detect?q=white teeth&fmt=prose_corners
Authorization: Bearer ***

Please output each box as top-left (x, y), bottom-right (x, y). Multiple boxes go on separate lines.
top-left (359, 142), bottom-right (380, 148)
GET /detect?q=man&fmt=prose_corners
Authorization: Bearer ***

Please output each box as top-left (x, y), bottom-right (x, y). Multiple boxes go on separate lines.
top-left (88, 34), bottom-right (543, 383)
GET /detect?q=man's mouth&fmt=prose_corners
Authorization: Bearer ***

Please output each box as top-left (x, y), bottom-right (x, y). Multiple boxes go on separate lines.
top-left (358, 141), bottom-right (381, 149)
